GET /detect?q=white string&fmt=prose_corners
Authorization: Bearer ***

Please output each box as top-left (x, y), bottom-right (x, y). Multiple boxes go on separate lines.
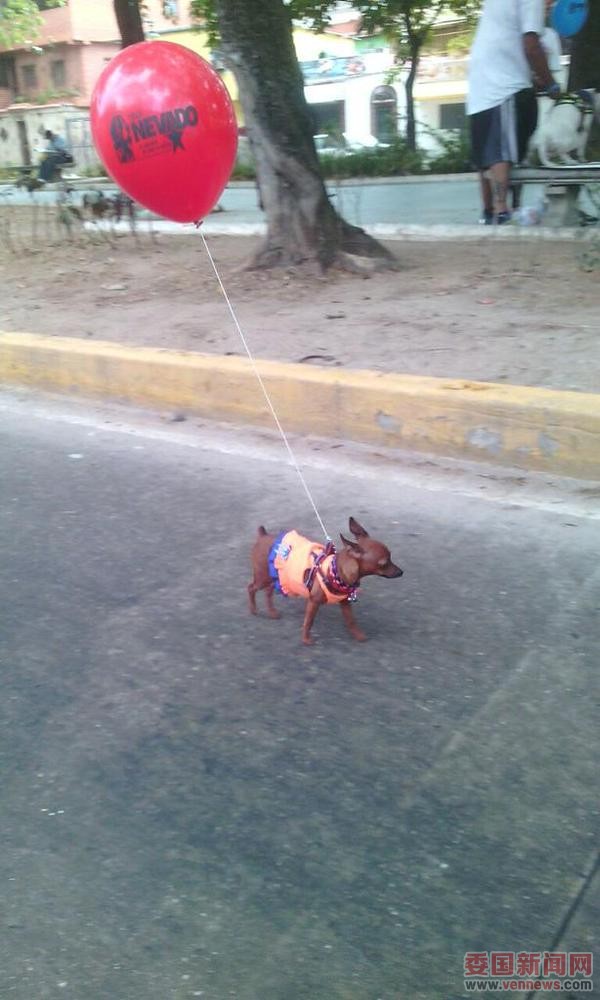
top-left (198, 229), bottom-right (330, 541)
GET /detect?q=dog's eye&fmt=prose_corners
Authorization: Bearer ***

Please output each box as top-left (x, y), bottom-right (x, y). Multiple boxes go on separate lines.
top-left (378, 558), bottom-right (389, 569)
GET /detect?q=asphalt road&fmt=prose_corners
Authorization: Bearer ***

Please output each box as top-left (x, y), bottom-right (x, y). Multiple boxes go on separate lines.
top-left (1, 391), bottom-right (599, 1000)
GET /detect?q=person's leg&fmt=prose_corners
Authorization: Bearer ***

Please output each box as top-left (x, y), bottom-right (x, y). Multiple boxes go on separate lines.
top-left (478, 172), bottom-right (494, 224)
top-left (488, 161), bottom-right (511, 215)
top-left (471, 110), bottom-right (495, 222)
top-left (471, 105), bottom-right (512, 222)
top-left (486, 94), bottom-right (524, 222)
top-left (49, 153), bottom-right (62, 180)
top-left (39, 153), bottom-right (60, 182)
top-left (38, 155), bottom-right (51, 182)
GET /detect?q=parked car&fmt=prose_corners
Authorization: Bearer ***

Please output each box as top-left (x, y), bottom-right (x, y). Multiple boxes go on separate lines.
top-left (313, 133), bottom-right (391, 156)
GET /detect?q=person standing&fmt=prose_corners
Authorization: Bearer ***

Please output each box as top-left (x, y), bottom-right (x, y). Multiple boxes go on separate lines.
top-left (467, 0), bottom-right (561, 224)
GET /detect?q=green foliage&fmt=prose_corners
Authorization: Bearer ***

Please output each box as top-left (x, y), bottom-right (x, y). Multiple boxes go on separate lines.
top-left (424, 127), bottom-right (471, 173)
top-left (353, 0), bottom-right (481, 64)
top-left (13, 85), bottom-right (80, 103)
top-left (230, 128), bottom-right (476, 181)
top-left (0, 0), bottom-right (64, 48)
top-left (319, 137), bottom-right (425, 178)
top-left (230, 159), bottom-right (257, 180)
top-left (446, 27), bottom-right (475, 55)
top-left (191, 0), bottom-right (482, 54)
top-left (189, 0), bottom-right (219, 45)
top-left (0, 164), bottom-right (20, 180)
top-left (79, 161), bottom-right (108, 178)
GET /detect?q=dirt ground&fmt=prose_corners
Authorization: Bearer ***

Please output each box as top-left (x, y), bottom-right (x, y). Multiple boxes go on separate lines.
top-left (1, 220), bottom-right (599, 392)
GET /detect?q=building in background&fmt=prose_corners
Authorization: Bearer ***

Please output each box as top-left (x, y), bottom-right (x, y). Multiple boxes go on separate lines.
top-left (0, 0), bottom-right (188, 170)
top-left (0, 0), bottom-right (408, 171)
top-left (294, 8), bottom-right (401, 150)
top-left (2, 1), bottom-right (543, 174)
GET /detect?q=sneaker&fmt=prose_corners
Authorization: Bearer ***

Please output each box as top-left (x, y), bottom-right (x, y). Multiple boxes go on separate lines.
top-left (479, 208), bottom-right (494, 225)
top-left (495, 210), bottom-right (512, 225)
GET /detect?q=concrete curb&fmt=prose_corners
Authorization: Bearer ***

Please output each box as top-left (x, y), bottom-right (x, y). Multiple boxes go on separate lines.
top-left (78, 218), bottom-right (596, 241)
top-left (1, 332), bottom-right (599, 481)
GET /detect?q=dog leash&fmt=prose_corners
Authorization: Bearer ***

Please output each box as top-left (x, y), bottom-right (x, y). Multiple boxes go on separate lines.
top-left (198, 228), bottom-right (331, 542)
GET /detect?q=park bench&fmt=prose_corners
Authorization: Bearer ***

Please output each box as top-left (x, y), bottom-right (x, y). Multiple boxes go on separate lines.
top-left (511, 164), bottom-right (600, 225)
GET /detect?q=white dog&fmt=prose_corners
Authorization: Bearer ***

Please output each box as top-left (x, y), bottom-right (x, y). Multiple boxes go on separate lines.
top-left (528, 90), bottom-right (599, 166)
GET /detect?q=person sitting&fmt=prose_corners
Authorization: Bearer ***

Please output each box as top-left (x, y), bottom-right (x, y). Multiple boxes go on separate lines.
top-left (38, 129), bottom-right (73, 183)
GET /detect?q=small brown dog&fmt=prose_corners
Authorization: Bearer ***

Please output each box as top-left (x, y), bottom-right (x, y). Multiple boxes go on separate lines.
top-left (248, 517), bottom-right (403, 645)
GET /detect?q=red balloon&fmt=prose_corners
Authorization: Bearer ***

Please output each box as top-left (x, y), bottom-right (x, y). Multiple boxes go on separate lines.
top-left (90, 41), bottom-right (237, 223)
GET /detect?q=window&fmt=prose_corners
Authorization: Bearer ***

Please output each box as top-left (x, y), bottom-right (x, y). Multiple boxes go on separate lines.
top-left (51, 60), bottom-right (66, 87)
top-left (371, 86), bottom-right (397, 143)
top-left (22, 64), bottom-right (38, 89)
top-left (163, 0), bottom-right (178, 16)
top-left (311, 100), bottom-right (346, 143)
top-left (0, 55), bottom-right (16, 89)
top-left (440, 103), bottom-right (466, 131)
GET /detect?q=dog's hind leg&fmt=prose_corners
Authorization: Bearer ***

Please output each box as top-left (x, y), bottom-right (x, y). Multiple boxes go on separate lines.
top-left (248, 579), bottom-right (280, 619)
top-left (538, 137), bottom-right (555, 167)
top-left (264, 584), bottom-right (280, 620)
top-left (248, 580), bottom-right (259, 615)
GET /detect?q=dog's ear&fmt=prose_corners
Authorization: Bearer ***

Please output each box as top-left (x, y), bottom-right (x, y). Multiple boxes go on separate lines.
top-left (349, 517), bottom-right (369, 539)
top-left (340, 533), bottom-right (362, 555)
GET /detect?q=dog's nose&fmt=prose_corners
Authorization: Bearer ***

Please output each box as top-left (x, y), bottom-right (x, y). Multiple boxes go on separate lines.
top-left (395, 568), bottom-right (403, 577)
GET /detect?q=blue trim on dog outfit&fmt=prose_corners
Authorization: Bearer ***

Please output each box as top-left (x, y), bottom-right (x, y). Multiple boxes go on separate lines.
top-left (268, 531), bottom-right (288, 594)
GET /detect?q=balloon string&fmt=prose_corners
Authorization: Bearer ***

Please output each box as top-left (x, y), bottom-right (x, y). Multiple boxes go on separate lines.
top-left (197, 228), bottom-right (331, 542)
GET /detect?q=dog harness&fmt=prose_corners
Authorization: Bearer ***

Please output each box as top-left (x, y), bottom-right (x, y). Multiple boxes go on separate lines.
top-left (268, 530), bottom-right (358, 604)
top-left (555, 91), bottom-right (595, 133)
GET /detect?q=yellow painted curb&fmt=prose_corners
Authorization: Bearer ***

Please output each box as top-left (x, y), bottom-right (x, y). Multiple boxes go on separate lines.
top-left (1, 332), bottom-right (599, 480)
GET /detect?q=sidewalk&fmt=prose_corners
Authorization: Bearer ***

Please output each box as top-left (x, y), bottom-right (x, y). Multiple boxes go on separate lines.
top-left (0, 229), bottom-right (599, 479)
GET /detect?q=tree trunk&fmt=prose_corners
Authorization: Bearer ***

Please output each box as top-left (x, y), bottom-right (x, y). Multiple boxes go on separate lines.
top-left (113, 0), bottom-right (145, 48)
top-left (568, 2), bottom-right (600, 90)
top-left (402, 14), bottom-right (423, 152)
top-left (404, 47), bottom-right (420, 152)
top-left (213, 0), bottom-right (396, 271)
top-left (568, 2), bottom-right (600, 159)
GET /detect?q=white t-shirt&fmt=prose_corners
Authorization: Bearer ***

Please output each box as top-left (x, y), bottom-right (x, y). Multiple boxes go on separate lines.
top-left (540, 26), bottom-right (562, 74)
top-left (467, 0), bottom-right (545, 115)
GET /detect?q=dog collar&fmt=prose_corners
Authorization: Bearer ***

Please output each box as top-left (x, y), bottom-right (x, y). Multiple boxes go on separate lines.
top-left (305, 545), bottom-right (359, 602)
top-left (554, 92), bottom-right (595, 134)
top-left (556, 92), bottom-right (594, 112)
top-left (324, 555), bottom-right (360, 602)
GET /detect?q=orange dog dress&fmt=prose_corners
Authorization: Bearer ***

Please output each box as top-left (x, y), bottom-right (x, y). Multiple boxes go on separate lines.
top-left (268, 530), bottom-right (358, 604)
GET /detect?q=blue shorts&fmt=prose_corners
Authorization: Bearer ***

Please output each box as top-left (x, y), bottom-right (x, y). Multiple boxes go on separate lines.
top-left (470, 88), bottom-right (538, 169)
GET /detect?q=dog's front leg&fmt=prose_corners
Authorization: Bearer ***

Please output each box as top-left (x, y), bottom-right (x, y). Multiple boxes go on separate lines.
top-left (301, 594), bottom-right (323, 645)
top-left (340, 599), bottom-right (367, 642)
